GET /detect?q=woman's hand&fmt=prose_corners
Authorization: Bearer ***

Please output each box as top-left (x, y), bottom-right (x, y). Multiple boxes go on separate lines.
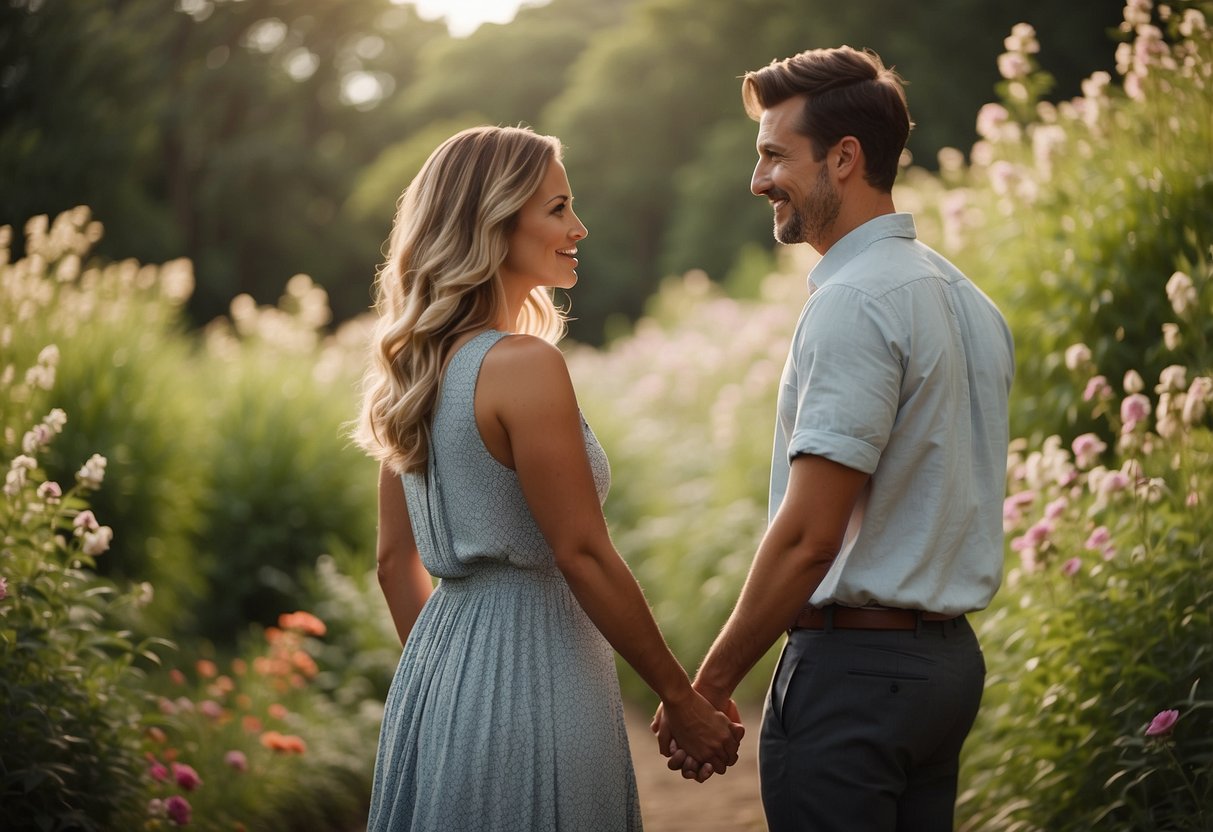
top-left (654, 690), bottom-right (744, 778)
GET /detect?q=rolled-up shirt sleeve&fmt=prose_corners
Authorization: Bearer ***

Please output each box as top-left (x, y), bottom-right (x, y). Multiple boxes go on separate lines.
top-left (788, 284), bottom-right (903, 475)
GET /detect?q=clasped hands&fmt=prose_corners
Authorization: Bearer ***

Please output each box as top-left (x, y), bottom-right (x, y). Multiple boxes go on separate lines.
top-left (650, 689), bottom-right (744, 783)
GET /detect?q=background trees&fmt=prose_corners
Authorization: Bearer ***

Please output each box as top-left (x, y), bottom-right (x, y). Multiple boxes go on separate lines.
top-left (1, 0), bottom-right (1125, 340)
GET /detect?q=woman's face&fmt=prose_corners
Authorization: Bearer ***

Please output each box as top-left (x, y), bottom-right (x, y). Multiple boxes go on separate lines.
top-left (500, 158), bottom-right (588, 293)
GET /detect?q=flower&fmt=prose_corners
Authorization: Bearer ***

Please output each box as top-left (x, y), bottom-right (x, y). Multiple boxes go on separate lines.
top-left (1083, 375), bottom-right (1111, 402)
top-left (75, 453), bottom-right (107, 489)
top-left (148, 798), bottom-right (167, 818)
top-left (997, 51), bottom-right (1031, 80)
top-left (171, 761), bottom-right (203, 791)
top-left (1065, 343), bottom-right (1093, 371)
top-left (36, 481), bottom-right (61, 503)
top-left (224, 750), bottom-right (248, 772)
top-left (1165, 271), bottom-right (1197, 315)
top-left (1156, 364), bottom-right (1187, 394)
top-left (278, 610), bottom-right (326, 637)
top-left (148, 760), bottom-right (169, 782)
top-left (165, 795), bottom-right (192, 826)
top-left (1120, 394), bottom-right (1152, 430)
top-left (199, 699), bottom-right (223, 720)
top-left (0, 576), bottom-right (6, 600)
top-left (72, 510), bottom-right (99, 533)
top-left (1123, 369), bottom-right (1144, 394)
top-left (1162, 322), bottom-right (1182, 350)
top-left (1145, 709), bottom-right (1180, 737)
top-left (195, 659), bottom-right (218, 679)
top-left (43, 408), bottom-right (66, 433)
top-left (81, 526), bottom-right (113, 556)
top-left (260, 730), bottom-right (307, 754)
top-left (1071, 433), bottom-right (1107, 469)
top-left (976, 103), bottom-right (1010, 141)
top-left (1084, 526), bottom-right (1111, 550)
top-left (1061, 557), bottom-right (1082, 577)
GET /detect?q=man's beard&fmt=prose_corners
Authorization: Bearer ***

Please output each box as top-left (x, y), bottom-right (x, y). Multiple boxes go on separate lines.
top-left (774, 164), bottom-right (840, 246)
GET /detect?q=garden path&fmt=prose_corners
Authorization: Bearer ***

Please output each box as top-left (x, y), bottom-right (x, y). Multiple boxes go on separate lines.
top-left (625, 704), bottom-right (767, 832)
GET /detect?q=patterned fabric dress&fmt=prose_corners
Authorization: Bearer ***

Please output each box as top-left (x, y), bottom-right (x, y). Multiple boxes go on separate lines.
top-left (367, 330), bottom-right (642, 831)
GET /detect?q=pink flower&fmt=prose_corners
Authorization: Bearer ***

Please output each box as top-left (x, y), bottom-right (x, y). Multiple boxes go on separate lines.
top-left (1083, 375), bottom-right (1110, 402)
top-left (1100, 471), bottom-right (1131, 494)
top-left (1061, 557), bottom-right (1082, 577)
top-left (165, 795), bottom-right (191, 826)
top-left (148, 760), bottom-right (168, 782)
top-left (224, 750), bottom-right (248, 772)
top-left (1044, 498), bottom-right (1067, 520)
top-left (1024, 520), bottom-right (1054, 547)
top-left (1145, 709), bottom-right (1180, 737)
top-left (36, 481), bottom-right (62, 502)
top-left (171, 761), bottom-right (203, 791)
top-left (1120, 394), bottom-right (1152, 430)
top-left (199, 699), bottom-right (223, 720)
top-left (72, 510), bottom-right (99, 533)
top-left (1084, 526), bottom-right (1111, 550)
top-left (0, 576), bottom-right (7, 601)
top-left (1071, 433), bottom-right (1107, 469)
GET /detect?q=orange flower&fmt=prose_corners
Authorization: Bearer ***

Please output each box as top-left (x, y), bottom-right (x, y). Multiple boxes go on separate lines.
top-left (291, 651), bottom-right (319, 678)
top-left (259, 730), bottom-right (307, 754)
top-left (231, 658), bottom-right (248, 676)
top-left (242, 714), bottom-right (263, 734)
top-left (169, 668), bottom-right (186, 686)
top-left (267, 703), bottom-right (289, 721)
top-left (278, 611), bottom-right (326, 637)
top-left (264, 626), bottom-right (284, 645)
top-left (147, 726), bottom-right (168, 744)
top-left (195, 659), bottom-right (218, 679)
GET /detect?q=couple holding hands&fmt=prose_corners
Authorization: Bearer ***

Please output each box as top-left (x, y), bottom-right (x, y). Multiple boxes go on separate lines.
top-left (354, 44), bottom-right (1014, 832)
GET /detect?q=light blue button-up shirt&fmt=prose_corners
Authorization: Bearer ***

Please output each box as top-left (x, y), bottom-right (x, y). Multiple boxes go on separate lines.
top-left (769, 213), bottom-right (1015, 615)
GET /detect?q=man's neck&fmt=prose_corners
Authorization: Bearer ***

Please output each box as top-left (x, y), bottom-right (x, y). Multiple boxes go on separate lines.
top-left (812, 191), bottom-right (897, 256)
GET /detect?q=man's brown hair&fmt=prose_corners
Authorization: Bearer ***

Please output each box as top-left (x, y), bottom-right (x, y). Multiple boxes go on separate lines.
top-left (742, 46), bottom-right (912, 192)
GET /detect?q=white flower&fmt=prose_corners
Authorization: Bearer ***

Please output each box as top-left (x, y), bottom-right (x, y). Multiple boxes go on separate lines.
top-left (1165, 271), bottom-right (1197, 315)
top-left (1064, 343), bottom-right (1093, 371)
top-left (1123, 369), bottom-right (1144, 393)
top-left (75, 453), bottom-right (108, 489)
top-left (36, 344), bottom-right (60, 367)
top-left (1162, 322), bottom-right (1182, 350)
top-left (1082, 70), bottom-right (1112, 99)
top-left (976, 103), bottom-right (1010, 141)
top-left (43, 408), bottom-right (67, 433)
top-left (1156, 364), bottom-right (1188, 394)
top-left (1183, 376), bottom-right (1212, 424)
top-left (73, 509), bottom-right (100, 533)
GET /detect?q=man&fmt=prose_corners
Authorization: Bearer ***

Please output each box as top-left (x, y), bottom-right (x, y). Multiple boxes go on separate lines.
top-left (654, 46), bottom-right (1015, 831)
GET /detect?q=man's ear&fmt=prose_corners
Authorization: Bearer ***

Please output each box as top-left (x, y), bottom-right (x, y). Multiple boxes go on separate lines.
top-left (834, 136), bottom-right (862, 181)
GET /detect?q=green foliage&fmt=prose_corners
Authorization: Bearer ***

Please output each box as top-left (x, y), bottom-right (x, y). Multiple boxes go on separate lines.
top-left (958, 297), bottom-right (1213, 829)
top-left (0, 353), bottom-right (168, 831)
top-left (1, 209), bottom-right (212, 635)
top-left (191, 278), bottom-right (378, 639)
top-left (929, 4), bottom-right (1213, 441)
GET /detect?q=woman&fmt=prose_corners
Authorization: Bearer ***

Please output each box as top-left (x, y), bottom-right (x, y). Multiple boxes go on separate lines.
top-left (354, 126), bottom-right (742, 831)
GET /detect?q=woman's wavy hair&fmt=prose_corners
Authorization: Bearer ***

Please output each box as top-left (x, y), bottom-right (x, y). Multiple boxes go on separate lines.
top-left (354, 125), bottom-right (565, 474)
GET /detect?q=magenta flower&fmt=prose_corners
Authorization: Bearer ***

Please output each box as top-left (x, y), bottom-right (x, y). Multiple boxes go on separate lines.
top-left (171, 761), bottom-right (203, 791)
top-left (148, 760), bottom-right (168, 782)
top-left (1044, 498), bottom-right (1067, 521)
top-left (1145, 709), bottom-right (1180, 737)
top-left (1024, 520), bottom-right (1054, 547)
top-left (165, 795), bottom-right (191, 826)
top-left (224, 749), bottom-right (248, 772)
top-left (1061, 557), bottom-right (1082, 577)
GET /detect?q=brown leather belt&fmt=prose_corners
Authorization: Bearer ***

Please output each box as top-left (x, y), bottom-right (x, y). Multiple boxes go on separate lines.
top-left (791, 604), bottom-right (958, 631)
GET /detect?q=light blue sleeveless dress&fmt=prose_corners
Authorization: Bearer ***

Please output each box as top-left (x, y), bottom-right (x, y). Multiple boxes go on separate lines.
top-left (367, 330), bottom-right (642, 831)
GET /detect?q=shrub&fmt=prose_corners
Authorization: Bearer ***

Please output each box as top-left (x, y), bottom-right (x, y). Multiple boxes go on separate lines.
top-left (0, 347), bottom-right (169, 831)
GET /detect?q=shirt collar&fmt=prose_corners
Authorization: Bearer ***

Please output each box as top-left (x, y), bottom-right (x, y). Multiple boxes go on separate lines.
top-left (807, 212), bottom-right (917, 292)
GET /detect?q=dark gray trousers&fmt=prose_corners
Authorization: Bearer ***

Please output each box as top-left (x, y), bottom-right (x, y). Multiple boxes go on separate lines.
top-left (759, 616), bottom-right (985, 832)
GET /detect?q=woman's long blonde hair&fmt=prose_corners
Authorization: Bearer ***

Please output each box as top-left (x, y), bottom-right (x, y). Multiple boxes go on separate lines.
top-left (354, 126), bottom-right (566, 474)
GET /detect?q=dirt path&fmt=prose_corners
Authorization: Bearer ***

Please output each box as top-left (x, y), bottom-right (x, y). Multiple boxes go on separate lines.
top-left (625, 705), bottom-right (768, 832)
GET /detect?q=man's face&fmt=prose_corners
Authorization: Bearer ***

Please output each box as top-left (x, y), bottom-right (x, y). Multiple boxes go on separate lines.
top-left (751, 96), bottom-right (840, 252)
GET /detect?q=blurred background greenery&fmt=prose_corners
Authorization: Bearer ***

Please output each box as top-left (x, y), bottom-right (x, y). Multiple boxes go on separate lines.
top-left (3, 0), bottom-right (1212, 829)
top-left (1, 0), bottom-right (1125, 342)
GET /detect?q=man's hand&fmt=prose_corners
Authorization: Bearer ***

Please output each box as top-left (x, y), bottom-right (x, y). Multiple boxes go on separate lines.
top-left (651, 696), bottom-right (744, 782)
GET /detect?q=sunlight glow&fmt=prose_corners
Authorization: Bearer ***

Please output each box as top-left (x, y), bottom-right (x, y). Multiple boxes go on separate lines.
top-left (396, 0), bottom-right (549, 37)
